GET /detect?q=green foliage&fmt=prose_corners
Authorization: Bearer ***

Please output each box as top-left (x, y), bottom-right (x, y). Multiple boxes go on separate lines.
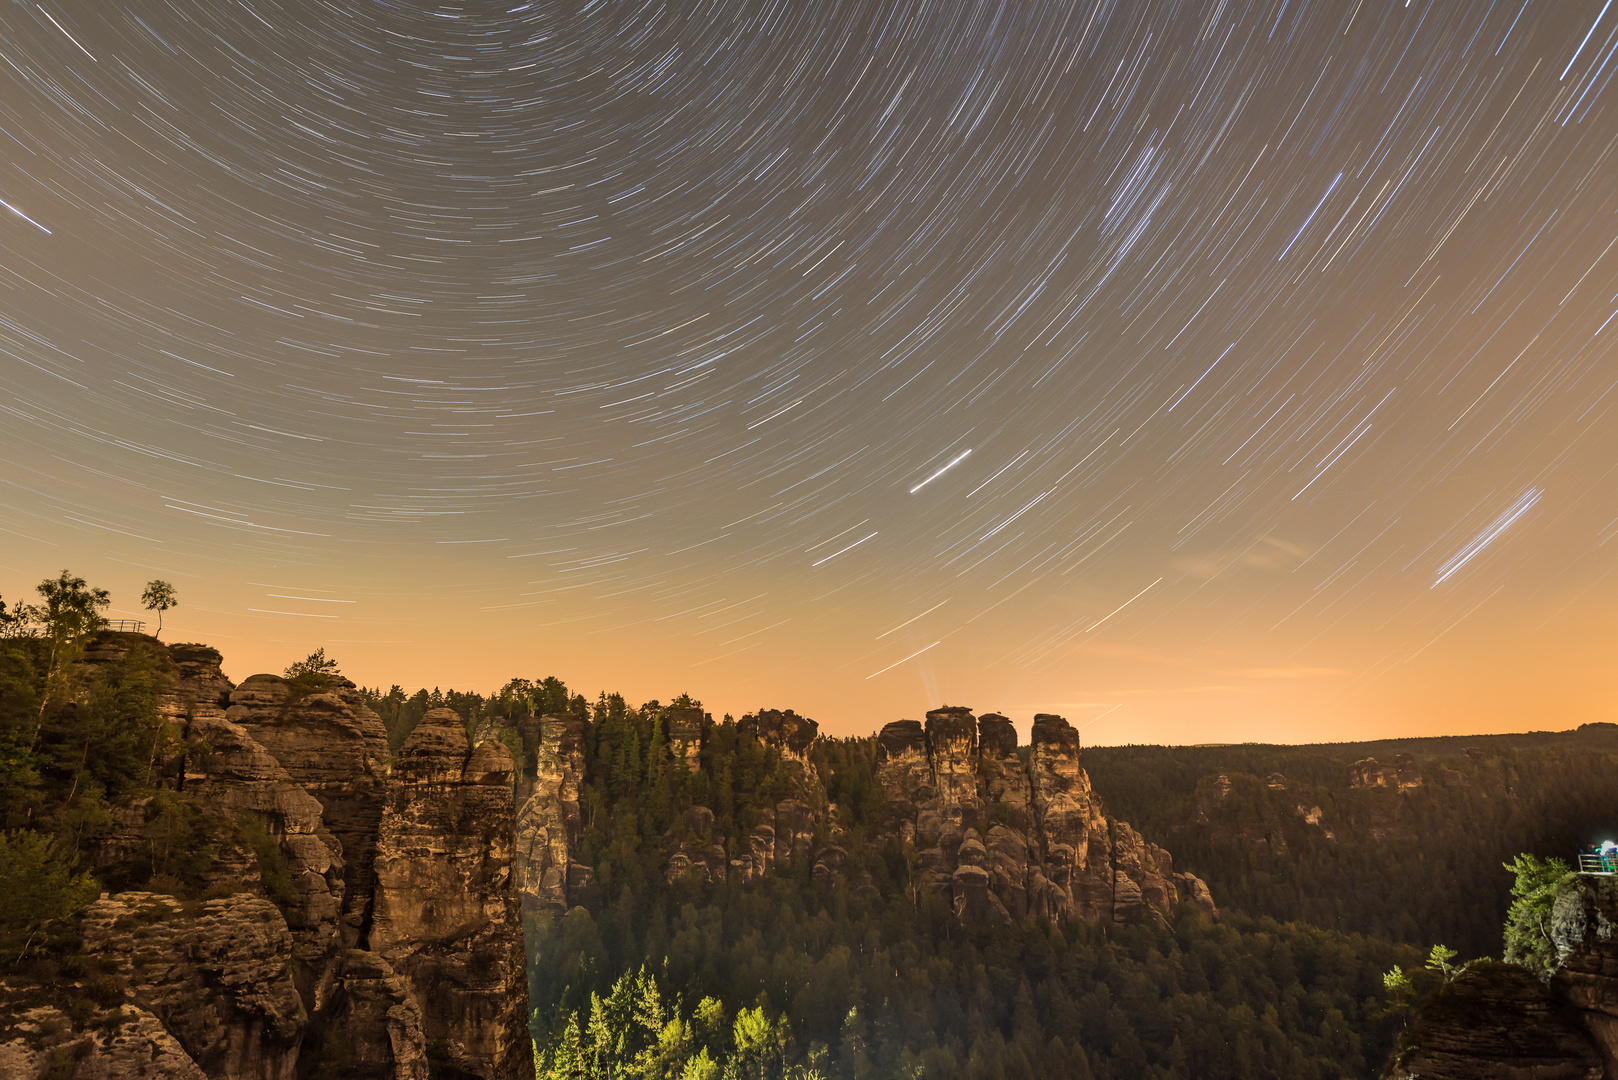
top-left (0, 830), bottom-right (99, 960)
top-left (284, 648), bottom-right (342, 695)
top-left (1501, 853), bottom-right (1572, 976)
top-left (1381, 966), bottom-right (1413, 1010)
top-left (27, 571), bottom-right (110, 643)
top-left (23, 571), bottom-right (111, 747)
top-left (531, 879), bottom-right (1422, 1080)
top-left (1424, 944), bottom-right (1459, 981)
top-left (536, 967), bottom-right (800, 1080)
top-left (239, 813), bottom-right (299, 906)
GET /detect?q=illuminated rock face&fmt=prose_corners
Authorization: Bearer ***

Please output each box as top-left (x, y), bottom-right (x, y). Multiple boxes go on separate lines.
top-left (69, 637), bottom-right (531, 1080)
top-left (514, 712), bottom-right (590, 916)
top-left (1384, 876), bottom-right (1618, 1079)
top-left (876, 708), bottom-right (1217, 927)
top-left (78, 892), bottom-right (309, 1080)
top-left (370, 709), bottom-right (529, 1080)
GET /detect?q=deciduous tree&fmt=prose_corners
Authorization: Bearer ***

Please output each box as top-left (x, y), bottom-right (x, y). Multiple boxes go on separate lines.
top-left (140, 580), bottom-right (178, 637)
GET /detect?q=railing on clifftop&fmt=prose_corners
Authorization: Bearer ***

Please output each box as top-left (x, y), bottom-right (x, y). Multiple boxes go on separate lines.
top-left (103, 620), bottom-right (146, 633)
top-left (1578, 853), bottom-right (1617, 874)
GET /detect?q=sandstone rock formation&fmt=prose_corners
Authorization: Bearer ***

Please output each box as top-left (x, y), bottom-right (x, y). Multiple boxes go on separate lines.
top-left (514, 712), bottom-right (589, 917)
top-left (1348, 757), bottom-right (1391, 788)
top-left (79, 892), bottom-right (308, 1080)
top-left (1551, 873), bottom-right (1618, 1076)
top-left (1348, 753), bottom-right (1423, 792)
top-left (1381, 873), bottom-right (1618, 1078)
top-left (321, 950), bottom-right (429, 1080)
top-left (1383, 961), bottom-right (1602, 1080)
top-left (0, 990), bottom-right (208, 1080)
top-left (40, 632), bottom-right (1219, 1079)
top-left (227, 674), bottom-right (391, 954)
top-left (737, 708), bottom-right (818, 788)
top-left (875, 708), bottom-right (1216, 926)
top-left (38, 635), bottom-right (536, 1080)
top-left (371, 708), bottom-right (529, 1080)
top-left (663, 702), bottom-right (707, 771)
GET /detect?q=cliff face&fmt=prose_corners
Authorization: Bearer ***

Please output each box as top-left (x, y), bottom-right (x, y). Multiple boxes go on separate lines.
top-left (10, 636), bottom-right (533, 1080)
top-left (1551, 874), bottom-right (1618, 1077)
top-left (1383, 961), bottom-right (1601, 1080)
top-left (513, 713), bottom-right (590, 918)
top-left (371, 709), bottom-right (528, 1080)
top-left (79, 892), bottom-right (308, 1080)
top-left (1383, 874), bottom-right (1618, 1079)
top-left (510, 702), bottom-right (1209, 929)
top-left (876, 708), bottom-right (1215, 926)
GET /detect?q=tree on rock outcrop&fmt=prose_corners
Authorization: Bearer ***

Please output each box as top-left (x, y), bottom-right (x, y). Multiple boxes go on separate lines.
top-left (0, 828), bottom-right (98, 960)
top-left (140, 579), bottom-right (178, 637)
top-left (1502, 853), bottom-right (1572, 976)
top-left (284, 648), bottom-right (342, 694)
top-left (24, 570), bottom-right (110, 746)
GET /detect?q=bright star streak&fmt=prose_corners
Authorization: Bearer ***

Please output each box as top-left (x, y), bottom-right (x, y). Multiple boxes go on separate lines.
top-left (909, 449), bottom-right (972, 493)
top-left (1433, 488), bottom-right (1543, 587)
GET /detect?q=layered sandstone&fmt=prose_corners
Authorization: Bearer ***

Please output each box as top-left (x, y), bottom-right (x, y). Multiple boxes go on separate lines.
top-left (78, 892), bottom-right (308, 1080)
top-left (370, 708), bottom-right (529, 1080)
top-left (57, 637), bottom-right (534, 1080)
top-left (1383, 962), bottom-right (1601, 1080)
top-left (322, 950), bottom-right (429, 1080)
top-left (1551, 873), bottom-right (1618, 1076)
top-left (227, 675), bottom-right (390, 952)
top-left (0, 991), bottom-right (208, 1080)
top-left (875, 709), bottom-right (1216, 926)
top-left (514, 713), bottom-right (590, 917)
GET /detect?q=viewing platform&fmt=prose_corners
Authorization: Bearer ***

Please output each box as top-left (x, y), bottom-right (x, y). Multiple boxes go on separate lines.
top-left (1578, 852), bottom-right (1618, 875)
top-left (3, 619), bottom-right (145, 637)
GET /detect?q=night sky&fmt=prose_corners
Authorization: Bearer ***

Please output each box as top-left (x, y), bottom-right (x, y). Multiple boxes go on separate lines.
top-left (3, 0), bottom-right (1615, 744)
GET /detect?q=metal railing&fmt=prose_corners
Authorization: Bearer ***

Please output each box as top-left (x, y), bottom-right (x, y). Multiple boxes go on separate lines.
top-left (1579, 853), bottom-right (1617, 874)
top-left (2, 620), bottom-right (147, 637)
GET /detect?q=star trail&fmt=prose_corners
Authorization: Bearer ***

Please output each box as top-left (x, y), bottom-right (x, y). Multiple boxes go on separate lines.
top-left (2, 0), bottom-right (1615, 742)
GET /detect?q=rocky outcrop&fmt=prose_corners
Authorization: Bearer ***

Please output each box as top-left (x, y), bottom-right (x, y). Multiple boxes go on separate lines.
top-left (514, 713), bottom-right (590, 917)
top-left (78, 892), bottom-right (307, 1080)
top-left (1381, 874), bottom-right (1618, 1078)
top-left (1349, 758), bottom-right (1391, 788)
top-left (371, 709), bottom-right (529, 1080)
top-left (0, 991), bottom-right (209, 1080)
top-left (1347, 753), bottom-right (1423, 792)
top-left (31, 637), bottom-right (535, 1080)
top-left (183, 710), bottom-right (345, 991)
top-left (663, 703), bottom-right (707, 771)
top-left (876, 720), bottom-right (932, 844)
top-left (874, 708), bottom-right (1215, 927)
top-left (739, 708), bottom-right (820, 790)
top-left (1383, 962), bottom-right (1601, 1080)
top-left (227, 675), bottom-right (390, 952)
top-left (320, 950), bottom-right (429, 1080)
top-left (1551, 874), bottom-right (1618, 1076)
top-left (666, 805), bottom-right (729, 885)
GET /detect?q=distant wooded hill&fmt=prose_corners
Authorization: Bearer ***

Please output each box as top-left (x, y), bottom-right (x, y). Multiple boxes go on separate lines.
top-left (1083, 723), bottom-right (1618, 959)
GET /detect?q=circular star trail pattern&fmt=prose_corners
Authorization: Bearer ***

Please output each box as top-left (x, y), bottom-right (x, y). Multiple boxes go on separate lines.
top-left (2, 0), bottom-right (1615, 740)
